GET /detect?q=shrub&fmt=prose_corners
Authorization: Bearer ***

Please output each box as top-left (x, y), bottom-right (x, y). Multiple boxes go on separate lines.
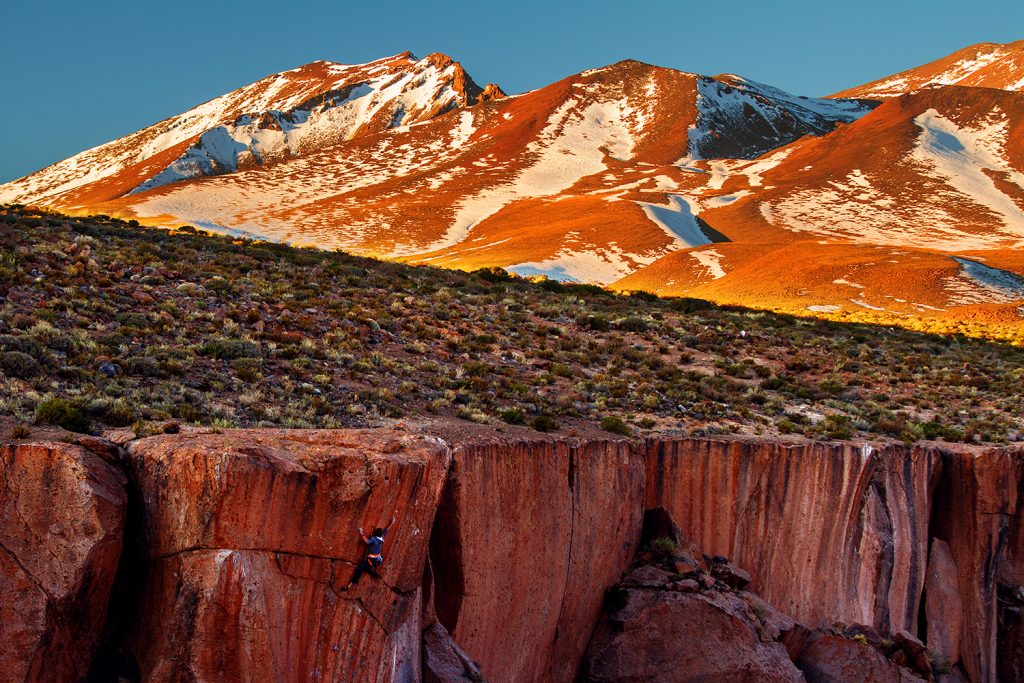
top-left (0, 351), bottom-right (41, 378)
top-left (121, 356), bottom-right (161, 377)
top-left (472, 266), bottom-right (514, 283)
top-left (823, 414), bottom-right (855, 439)
top-left (616, 317), bottom-right (649, 333)
top-left (669, 297), bottom-right (712, 313)
top-left (532, 415), bottom-right (558, 432)
top-left (200, 339), bottom-right (260, 360)
top-left (499, 408), bottom-right (525, 425)
top-left (10, 423), bottom-right (31, 438)
top-left (580, 314), bottom-right (610, 331)
top-left (0, 334), bottom-right (40, 356)
top-left (601, 415), bottom-right (632, 436)
top-left (35, 397), bottom-right (89, 433)
top-left (102, 399), bottom-right (136, 427)
top-left (230, 357), bottom-right (264, 381)
top-left (650, 536), bottom-right (677, 556)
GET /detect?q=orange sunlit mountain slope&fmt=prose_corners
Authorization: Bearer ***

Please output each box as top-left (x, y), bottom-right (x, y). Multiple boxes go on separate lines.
top-left (3, 43), bottom-right (1024, 333)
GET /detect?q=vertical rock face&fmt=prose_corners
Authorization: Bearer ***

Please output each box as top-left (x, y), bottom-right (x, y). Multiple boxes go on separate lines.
top-left (930, 446), bottom-right (1023, 683)
top-left (123, 429), bottom-right (451, 683)
top-left (925, 538), bottom-right (963, 664)
top-left (430, 438), bottom-right (644, 683)
top-left (1, 429), bottom-right (1022, 682)
top-left (644, 438), bottom-right (939, 635)
top-left (645, 438), bottom-right (1024, 683)
top-left (0, 441), bottom-right (126, 683)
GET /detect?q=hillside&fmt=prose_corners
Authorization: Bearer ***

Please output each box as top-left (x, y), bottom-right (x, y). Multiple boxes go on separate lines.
top-left (2, 207), bottom-right (1023, 444)
top-left (833, 39), bottom-right (1024, 98)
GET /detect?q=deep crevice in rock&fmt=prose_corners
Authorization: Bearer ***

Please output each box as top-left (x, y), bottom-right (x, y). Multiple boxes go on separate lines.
top-left (83, 450), bottom-right (144, 683)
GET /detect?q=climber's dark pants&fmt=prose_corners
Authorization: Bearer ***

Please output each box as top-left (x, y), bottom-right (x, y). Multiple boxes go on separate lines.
top-left (351, 556), bottom-right (382, 585)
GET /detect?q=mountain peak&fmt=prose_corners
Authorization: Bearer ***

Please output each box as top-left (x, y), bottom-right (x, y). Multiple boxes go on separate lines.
top-left (833, 40), bottom-right (1024, 98)
top-left (0, 50), bottom-right (499, 206)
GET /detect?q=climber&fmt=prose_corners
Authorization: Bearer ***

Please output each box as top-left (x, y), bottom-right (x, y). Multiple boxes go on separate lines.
top-left (349, 515), bottom-right (397, 586)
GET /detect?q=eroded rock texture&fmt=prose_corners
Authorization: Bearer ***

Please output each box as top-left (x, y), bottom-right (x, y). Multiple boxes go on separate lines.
top-left (584, 586), bottom-right (804, 682)
top-left (124, 429), bottom-right (451, 682)
top-left (2, 429), bottom-right (1023, 682)
top-left (431, 437), bottom-right (644, 683)
top-left (0, 441), bottom-right (126, 682)
top-left (645, 438), bottom-right (1024, 683)
top-left (645, 439), bottom-right (939, 634)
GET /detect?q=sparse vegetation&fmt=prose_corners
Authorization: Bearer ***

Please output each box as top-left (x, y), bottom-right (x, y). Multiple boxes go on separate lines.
top-left (1, 205), bottom-right (1023, 442)
top-left (600, 415), bottom-right (632, 436)
top-left (650, 536), bottom-right (678, 556)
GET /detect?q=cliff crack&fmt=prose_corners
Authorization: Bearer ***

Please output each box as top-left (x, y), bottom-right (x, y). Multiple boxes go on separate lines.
top-left (154, 545), bottom-right (354, 564)
top-left (552, 447), bottom-right (578, 654)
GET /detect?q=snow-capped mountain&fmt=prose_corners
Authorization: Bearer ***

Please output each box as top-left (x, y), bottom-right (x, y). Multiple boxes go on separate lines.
top-left (833, 40), bottom-right (1024, 98)
top-left (3, 43), bottom-right (1024, 327)
top-left (0, 52), bottom-right (500, 207)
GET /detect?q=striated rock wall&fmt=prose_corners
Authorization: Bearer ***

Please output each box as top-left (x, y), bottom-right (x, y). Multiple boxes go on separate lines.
top-left (1, 428), bottom-right (1022, 682)
top-left (644, 439), bottom-right (939, 633)
top-left (430, 437), bottom-right (644, 683)
top-left (644, 437), bottom-right (1024, 683)
top-left (0, 441), bottom-right (126, 683)
top-left (123, 429), bottom-right (451, 683)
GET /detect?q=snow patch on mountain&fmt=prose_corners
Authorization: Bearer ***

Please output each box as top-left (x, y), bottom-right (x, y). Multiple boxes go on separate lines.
top-left (506, 242), bottom-right (642, 284)
top-left (946, 257), bottom-right (1024, 304)
top-left (427, 96), bottom-right (640, 251)
top-left (910, 107), bottom-right (1024, 232)
top-left (687, 77), bottom-right (870, 160)
top-left (132, 59), bottom-right (470, 193)
top-left (637, 195), bottom-right (713, 248)
top-left (690, 247), bottom-right (727, 280)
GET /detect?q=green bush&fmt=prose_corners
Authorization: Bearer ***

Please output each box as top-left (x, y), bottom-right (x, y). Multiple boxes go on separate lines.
top-left (532, 415), bottom-right (558, 432)
top-left (102, 399), bottom-right (136, 427)
top-left (121, 356), bottom-right (161, 377)
top-left (650, 536), bottom-right (677, 556)
top-left (230, 357), bottom-right (264, 381)
top-left (616, 317), bottom-right (649, 333)
top-left (823, 414), bottom-right (855, 439)
top-left (600, 415), bottom-right (632, 436)
top-left (200, 339), bottom-right (260, 360)
top-left (35, 397), bottom-right (89, 433)
top-left (0, 351), bottom-right (42, 378)
top-left (0, 334), bottom-right (40, 356)
top-left (499, 408), bottom-right (525, 425)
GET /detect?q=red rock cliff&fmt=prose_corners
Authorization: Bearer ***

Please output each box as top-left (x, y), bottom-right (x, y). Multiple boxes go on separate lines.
top-left (430, 437), bottom-right (644, 683)
top-left (0, 440), bottom-right (126, 682)
top-left (123, 428), bottom-right (451, 682)
top-left (645, 438), bottom-right (1024, 683)
top-left (1, 429), bottom-right (1022, 682)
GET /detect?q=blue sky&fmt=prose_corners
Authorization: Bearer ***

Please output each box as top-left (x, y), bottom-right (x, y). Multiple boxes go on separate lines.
top-left (2, 0), bottom-right (1022, 183)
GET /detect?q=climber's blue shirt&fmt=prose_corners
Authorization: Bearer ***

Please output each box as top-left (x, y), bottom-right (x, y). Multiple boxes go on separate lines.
top-left (367, 531), bottom-right (386, 555)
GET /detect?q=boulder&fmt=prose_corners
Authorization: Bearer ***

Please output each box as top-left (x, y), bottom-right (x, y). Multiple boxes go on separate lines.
top-left (796, 633), bottom-right (927, 683)
top-left (123, 428), bottom-right (451, 682)
top-left (422, 621), bottom-right (485, 683)
top-left (583, 587), bottom-right (804, 682)
top-left (0, 441), bottom-right (126, 682)
top-left (623, 565), bottom-right (675, 588)
top-left (712, 560), bottom-right (753, 589)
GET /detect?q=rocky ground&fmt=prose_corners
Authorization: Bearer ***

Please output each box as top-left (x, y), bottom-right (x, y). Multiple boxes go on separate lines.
top-left (3, 206), bottom-right (1024, 445)
top-left (583, 511), bottom-right (942, 682)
